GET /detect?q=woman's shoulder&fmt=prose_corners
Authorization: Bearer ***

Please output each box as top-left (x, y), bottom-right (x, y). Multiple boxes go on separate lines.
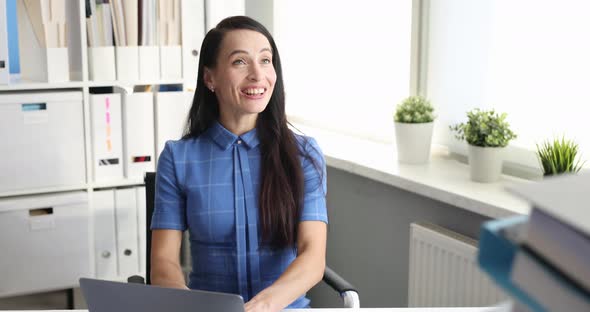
top-left (292, 132), bottom-right (324, 161)
top-left (160, 136), bottom-right (206, 159)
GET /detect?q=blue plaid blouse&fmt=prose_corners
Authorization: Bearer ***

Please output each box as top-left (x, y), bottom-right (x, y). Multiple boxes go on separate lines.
top-left (151, 121), bottom-right (328, 308)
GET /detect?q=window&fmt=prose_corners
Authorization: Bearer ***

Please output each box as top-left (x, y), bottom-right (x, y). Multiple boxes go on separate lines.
top-left (427, 0), bottom-right (590, 170)
top-left (275, 0), bottom-right (413, 142)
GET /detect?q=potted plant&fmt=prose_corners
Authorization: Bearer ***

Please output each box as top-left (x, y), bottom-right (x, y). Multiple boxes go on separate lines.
top-left (393, 96), bottom-right (436, 164)
top-left (450, 108), bottom-right (516, 183)
top-left (536, 137), bottom-right (586, 176)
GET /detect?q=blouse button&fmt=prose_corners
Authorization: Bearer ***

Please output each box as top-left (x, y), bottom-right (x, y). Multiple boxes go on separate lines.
top-left (237, 140), bottom-right (242, 144)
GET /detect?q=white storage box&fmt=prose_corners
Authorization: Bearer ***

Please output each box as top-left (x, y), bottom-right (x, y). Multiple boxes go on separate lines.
top-left (88, 47), bottom-right (116, 81)
top-left (115, 46), bottom-right (140, 81)
top-left (160, 45), bottom-right (182, 79)
top-left (0, 192), bottom-right (91, 297)
top-left (0, 91), bottom-right (85, 194)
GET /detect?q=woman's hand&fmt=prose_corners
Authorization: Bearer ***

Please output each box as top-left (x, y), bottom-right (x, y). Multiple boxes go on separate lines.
top-left (244, 292), bottom-right (282, 312)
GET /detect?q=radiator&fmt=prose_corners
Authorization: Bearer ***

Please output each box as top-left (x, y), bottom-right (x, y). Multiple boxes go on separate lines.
top-left (408, 222), bottom-right (507, 307)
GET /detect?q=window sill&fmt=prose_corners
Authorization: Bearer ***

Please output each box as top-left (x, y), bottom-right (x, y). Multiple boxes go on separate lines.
top-left (293, 123), bottom-right (531, 219)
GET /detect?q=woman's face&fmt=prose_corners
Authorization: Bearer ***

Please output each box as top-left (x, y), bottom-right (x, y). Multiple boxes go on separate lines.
top-left (205, 29), bottom-right (277, 119)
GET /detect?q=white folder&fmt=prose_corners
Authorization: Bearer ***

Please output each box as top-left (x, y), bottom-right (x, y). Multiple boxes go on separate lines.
top-left (181, 0), bottom-right (205, 85)
top-left (135, 186), bottom-right (147, 276)
top-left (90, 93), bottom-right (124, 182)
top-left (154, 91), bottom-right (194, 161)
top-left (122, 92), bottom-right (155, 180)
top-left (93, 189), bottom-right (118, 279)
top-left (114, 188), bottom-right (140, 276)
top-left (0, 0), bottom-right (9, 84)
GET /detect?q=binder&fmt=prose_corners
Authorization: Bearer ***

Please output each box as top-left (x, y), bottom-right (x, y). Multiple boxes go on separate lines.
top-left (122, 92), bottom-right (155, 180)
top-left (93, 189), bottom-right (119, 279)
top-left (90, 93), bottom-right (124, 182)
top-left (154, 91), bottom-right (193, 160)
top-left (0, 0), bottom-right (9, 84)
top-left (136, 186), bottom-right (147, 276)
top-left (114, 188), bottom-right (140, 276)
top-left (181, 0), bottom-right (205, 84)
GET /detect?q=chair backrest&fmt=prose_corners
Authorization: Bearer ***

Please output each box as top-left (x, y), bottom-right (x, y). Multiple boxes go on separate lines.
top-left (144, 172), bottom-right (157, 285)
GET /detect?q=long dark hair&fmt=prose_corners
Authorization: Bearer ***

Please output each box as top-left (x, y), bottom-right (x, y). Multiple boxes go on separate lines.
top-left (183, 16), bottom-right (315, 249)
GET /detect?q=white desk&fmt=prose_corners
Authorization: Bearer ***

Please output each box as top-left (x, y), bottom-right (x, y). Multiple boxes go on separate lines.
top-left (1, 308), bottom-right (508, 312)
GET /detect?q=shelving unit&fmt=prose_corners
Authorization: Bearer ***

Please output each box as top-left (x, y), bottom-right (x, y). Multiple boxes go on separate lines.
top-left (0, 0), bottom-right (206, 298)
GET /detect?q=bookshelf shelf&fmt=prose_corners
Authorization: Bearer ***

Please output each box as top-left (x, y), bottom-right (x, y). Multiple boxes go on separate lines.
top-left (0, 75), bottom-right (85, 91)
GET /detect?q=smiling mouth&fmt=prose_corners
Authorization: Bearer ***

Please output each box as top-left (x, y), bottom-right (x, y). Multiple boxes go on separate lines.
top-left (241, 88), bottom-right (267, 96)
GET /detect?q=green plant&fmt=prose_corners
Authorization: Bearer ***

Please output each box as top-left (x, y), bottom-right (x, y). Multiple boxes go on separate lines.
top-left (394, 96), bottom-right (435, 123)
top-left (536, 137), bottom-right (586, 176)
top-left (449, 108), bottom-right (516, 147)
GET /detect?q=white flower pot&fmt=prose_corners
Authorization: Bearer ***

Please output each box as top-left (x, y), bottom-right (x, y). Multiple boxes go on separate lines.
top-left (394, 121), bottom-right (434, 164)
top-left (467, 144), bottom-right (505, 183)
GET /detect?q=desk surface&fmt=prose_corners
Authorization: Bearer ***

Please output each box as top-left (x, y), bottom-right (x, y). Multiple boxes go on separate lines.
top-left (2, 308), bottom-right (507, 312)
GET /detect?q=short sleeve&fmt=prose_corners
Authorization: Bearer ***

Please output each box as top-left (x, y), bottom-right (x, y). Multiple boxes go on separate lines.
top-left (150, 141), bottom-right (187, 231)
top-left (300, 137), bottom-right (328, 224)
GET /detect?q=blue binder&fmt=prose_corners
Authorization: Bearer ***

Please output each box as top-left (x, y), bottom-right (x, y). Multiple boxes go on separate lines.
top-left (478, 216), bottom-right (547, 312)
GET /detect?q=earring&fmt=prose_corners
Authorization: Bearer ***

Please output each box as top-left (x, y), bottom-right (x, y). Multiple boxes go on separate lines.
top-left (209, 86), bottom-right (215, 93)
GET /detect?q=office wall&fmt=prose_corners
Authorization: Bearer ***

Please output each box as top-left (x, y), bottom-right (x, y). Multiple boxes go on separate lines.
top-left (307, 166), bottom-right (491, 308)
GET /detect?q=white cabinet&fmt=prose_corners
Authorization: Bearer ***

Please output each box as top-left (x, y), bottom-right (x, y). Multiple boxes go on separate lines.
top-left (0, 192), bottom-right (91, 297)
top-left (0, 91), bottom-right (85, 193)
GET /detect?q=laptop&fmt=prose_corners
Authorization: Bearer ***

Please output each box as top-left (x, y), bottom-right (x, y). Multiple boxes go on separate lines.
top-left (79, 278), bottom-right (244, 312)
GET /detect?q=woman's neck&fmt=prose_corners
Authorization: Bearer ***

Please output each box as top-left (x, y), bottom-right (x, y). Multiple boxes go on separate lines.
top-left (218, 112), bottom-right (258, 136)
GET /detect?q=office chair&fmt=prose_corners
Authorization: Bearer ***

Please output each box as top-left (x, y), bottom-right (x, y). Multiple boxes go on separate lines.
top-left (129, 172), bottom-right (360, 308)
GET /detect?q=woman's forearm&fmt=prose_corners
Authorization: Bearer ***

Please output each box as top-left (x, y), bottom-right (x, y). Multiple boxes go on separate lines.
top-left (150, 257), bottom-right (189, 290)
top-left (249, 249), bottom-right (325, 311)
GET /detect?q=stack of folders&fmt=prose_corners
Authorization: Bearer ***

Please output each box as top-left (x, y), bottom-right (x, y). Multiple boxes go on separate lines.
top-left (17, 0), bottom-right (69, 82)
top-left (86, 0), bottom-right (181, 81)
top-left (478, 173), bottom-right (590, 312)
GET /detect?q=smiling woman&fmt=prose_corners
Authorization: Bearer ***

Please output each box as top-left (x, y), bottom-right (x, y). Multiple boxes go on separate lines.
top-left (149, 16), bottom-right (329, 312)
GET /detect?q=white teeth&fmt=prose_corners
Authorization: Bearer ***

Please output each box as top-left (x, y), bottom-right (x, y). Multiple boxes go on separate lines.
top-left (244, 88), bottom-right (265, 95)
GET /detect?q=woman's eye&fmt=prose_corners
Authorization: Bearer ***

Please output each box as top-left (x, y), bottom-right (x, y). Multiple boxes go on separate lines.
top-left (232, 59), bottom-right (246, 65)
top-left (261, 58), bottom-right (271, 64)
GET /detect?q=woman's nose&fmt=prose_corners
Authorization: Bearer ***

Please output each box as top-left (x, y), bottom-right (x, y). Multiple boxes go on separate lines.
top-left (247, 64), bottom-right (264, 81)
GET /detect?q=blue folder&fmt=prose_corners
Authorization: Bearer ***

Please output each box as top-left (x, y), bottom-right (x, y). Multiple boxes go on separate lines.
top-left (478, 216), bottom-right (547, 312)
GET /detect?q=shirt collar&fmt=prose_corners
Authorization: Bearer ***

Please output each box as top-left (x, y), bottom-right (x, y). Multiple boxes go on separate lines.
top-left (207, 121), bottom-right (260, 151)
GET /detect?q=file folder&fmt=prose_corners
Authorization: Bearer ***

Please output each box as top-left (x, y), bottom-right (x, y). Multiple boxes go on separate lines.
top-left (181, 0), bottom-right (205, 84)
top-left (90, 93), bottom-right (124, 182)
top-left (122, 92), bottom-right (155, 180)
top-left (0, 0), bottom-right (9, 84)
top-left (154, 91), bottom-right (193, 161)
top-left (136, 186), bottom-right (147, 276)
top-left (93, 189), bottom-right (119, 279)
top-left (115, 188), bottom-right (140, 277)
